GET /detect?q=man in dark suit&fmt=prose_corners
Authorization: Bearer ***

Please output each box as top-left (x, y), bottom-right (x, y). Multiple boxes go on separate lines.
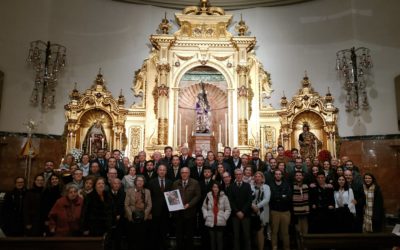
top-left (172, 167), bottom-right (201, 250)
top-left (250, 148), bottom-right (267, 173)
top-left (161, 146), bottom-right (173, 168)
top-left (226, 147), bottom-right (241, 171)
top-left (179, 146), bottom-right (194, 168)
top-left (148, 164), bottom-right (172, 250)
top-left (92, 148), bottom-right (108, 175)
top-left (109, 178), bottom-right (126, 250)
top-left (190, 155), bottom-right (205, 181)
top-left (167, 155), bottom-right (181, 182)
top-left (40, 160), bottom-right (55, 183)
top-left (227, 168), bottom-right (252, 250)
top-left (135, 151), bottom-right (147, 174)
top-left (143, 160), bottom-right (157, 184)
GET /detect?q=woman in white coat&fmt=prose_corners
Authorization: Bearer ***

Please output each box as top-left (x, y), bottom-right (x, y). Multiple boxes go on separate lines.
top-left (252, 171), bottom-right (271, 250)
top-left (202, 183), bottom-right (231, 250)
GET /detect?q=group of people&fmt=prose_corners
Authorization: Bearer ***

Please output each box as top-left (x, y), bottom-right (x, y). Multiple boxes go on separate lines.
top-left (1, 145), bottom-right (385, 250)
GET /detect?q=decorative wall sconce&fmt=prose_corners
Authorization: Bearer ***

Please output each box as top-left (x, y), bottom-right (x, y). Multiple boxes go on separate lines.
top-left (336, 47), bottom-right (372, 114)
top-left (27, 40), bottom-right (66, 110)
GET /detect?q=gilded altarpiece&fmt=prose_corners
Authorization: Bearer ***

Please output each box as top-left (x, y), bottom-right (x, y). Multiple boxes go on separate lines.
top-left (278, 74), bottom-right (339, 158)
top-left (64, 73), bottom-right (128, 155)
top-left (126, 1), bottom-right (275, 158)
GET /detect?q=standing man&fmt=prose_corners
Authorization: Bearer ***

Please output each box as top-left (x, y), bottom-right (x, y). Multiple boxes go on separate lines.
top-left (172, 167), bottom-right (201, 250)
top-left (269, 169), bottom-right (292, 250)
top-left (167, 155), bottom-right (181, 182)
top-left (143, 160), bottom-right (157, 184)
top-left (135, 151), bottom-right (147, 174)
top-left (190, 155), bottom-right (205, 181)
top-left (250, 149), bottom-right (267, 173)
top-left (227, 169), bottom-right (252, 250)
top-left (148, 164), bottom-right (173, 250)
top-left (110, 178), bottom-right (125, 250)
top-left (40, 161), bottom-right (55, 183)
top-left (179, 146), bottom-right (194, 168)
top-left (161, 146), bottom-right (173, 167)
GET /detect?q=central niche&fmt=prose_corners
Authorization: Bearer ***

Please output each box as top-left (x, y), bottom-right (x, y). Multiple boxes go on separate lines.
top-left (178, 66), bottom-right (228, 149)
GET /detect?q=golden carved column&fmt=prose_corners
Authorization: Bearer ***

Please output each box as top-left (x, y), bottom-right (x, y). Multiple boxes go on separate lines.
top-left (237, 65), bottom-right (249, 145)
top-left (156, 64), bottom-right (170, 145)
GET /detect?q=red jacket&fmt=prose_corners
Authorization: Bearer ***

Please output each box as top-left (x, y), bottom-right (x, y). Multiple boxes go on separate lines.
top-left (48, 196), bottom-right (83, 236)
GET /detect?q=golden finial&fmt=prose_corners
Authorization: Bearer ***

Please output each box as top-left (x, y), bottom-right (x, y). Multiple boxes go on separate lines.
top-left (158, 12), bottom-right (171, 34)
top-left (280, 91), bottom-right (288, 107)
top-left (118, 89), bottom-right (125, 106)
top-left (235, 13), bottom-right (249, 36)
top-left (69, 82), bottom-right (80, 100)
top-left (301, 70), bottom-right (310, 87)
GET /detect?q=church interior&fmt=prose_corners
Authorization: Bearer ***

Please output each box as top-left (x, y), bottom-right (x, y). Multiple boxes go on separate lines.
top-left (0, 0), bottom-right (400, 248)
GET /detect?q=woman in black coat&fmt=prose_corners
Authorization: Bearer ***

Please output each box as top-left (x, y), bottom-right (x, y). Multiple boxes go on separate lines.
top-left (42, 174), bottom-right (63, 234)
top-left (82, 177), bottom-right (115, 236)
top-left (23, 174), bottom-right (45, 236)
top-left (362, 173), bottom-right (385, 233)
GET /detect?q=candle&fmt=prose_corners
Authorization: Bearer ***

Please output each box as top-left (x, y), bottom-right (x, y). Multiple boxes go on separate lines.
top-left (225, 113), bottom-right (228, 146)
top-left (281, 133), bottom-right (284, 147)
top-left (185, 125), bottom-right (188, 143)
top-left (315, 138), bottom-right (318, 156)
top-left (333, 134), bottom-right (336, 159)
top-left (89, 138), bottom-right (92, 154)
top-left (101, 137), bottom-right (104, 148)
top-left (179, 113), bottom-right (182, 146)
top-left (219, 124), bottom-right (222, 143)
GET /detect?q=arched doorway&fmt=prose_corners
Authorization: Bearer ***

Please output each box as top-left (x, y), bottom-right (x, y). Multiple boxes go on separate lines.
top-left (178, 66), bottom-right (228, 151)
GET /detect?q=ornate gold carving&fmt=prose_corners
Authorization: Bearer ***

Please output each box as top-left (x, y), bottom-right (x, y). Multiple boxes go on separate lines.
top-left (278, 73), bottom-right (338, 154)
top-left (238, 85), bottom-right (249, 97)
top-left (158, 12), bottom-right (172, 34)
top-left (157, 118), bottom-right (168, 145)
top-left (157, 84), bottom-right (169, 97)
top-left (130, 126), bottom-right (141, 159)
top-left (238, 119), bottom-right (248, 145)
top-left (212, 55), bottom-right (231, 61)
top-left (64, 71), bottom-right (127, 153)
top-left (235, 14), bottom-right (249, 36)
top-left (182, 0), bottom-right (225, 16)
top-left (157, 64), bottom-right (171, 73)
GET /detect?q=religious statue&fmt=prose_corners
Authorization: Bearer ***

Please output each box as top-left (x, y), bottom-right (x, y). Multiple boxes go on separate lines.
top-left (87, 120), bottom-right (106, 154)
top-left (298, 122), bottom-right (321, 160)
top-left (195, 81), bottom-right (211, 133)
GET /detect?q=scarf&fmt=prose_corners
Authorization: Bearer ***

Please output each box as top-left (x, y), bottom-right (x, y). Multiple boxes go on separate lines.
top-left (213, 193), bottom-right (219, 225)
top-left (363, 184), bottom-right (375, 232)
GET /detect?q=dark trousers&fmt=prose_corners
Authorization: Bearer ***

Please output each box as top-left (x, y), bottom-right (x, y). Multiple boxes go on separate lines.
top-left (127, 221), bottom-right (148, 250)
top-left (209, 226), bottom-right (225, 250)
top-left (151, 215), bottom-right (169, 250)
top-left (175, 216), bottom-right (195, 250)
top-left (232, 216), bottom-right (251, 250)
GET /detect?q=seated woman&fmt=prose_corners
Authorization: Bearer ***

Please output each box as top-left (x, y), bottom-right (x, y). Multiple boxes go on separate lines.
top-left (202, 183), bottom-right (231, 250)
top-left (48, 184), bottom-right (83, 236)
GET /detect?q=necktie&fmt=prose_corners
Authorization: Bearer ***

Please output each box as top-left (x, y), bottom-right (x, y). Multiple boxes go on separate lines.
top-left (183, 181), bottom-right (187, 188)
top-left (206, 180), bottom-right (209, 186)
top-left (160, 179), bottom-right (165, 191)
top-left (237, 182), bottom-right (241, 188)
top-left (198, 168), bottom-right (201, 175)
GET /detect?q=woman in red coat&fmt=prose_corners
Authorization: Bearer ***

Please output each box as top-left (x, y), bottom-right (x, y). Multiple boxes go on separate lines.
top-left (48, 183), bottom-right (83, 236)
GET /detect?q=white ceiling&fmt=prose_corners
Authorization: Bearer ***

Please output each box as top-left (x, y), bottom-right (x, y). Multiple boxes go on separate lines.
top-left (113, 0), bottom-right (314, 10)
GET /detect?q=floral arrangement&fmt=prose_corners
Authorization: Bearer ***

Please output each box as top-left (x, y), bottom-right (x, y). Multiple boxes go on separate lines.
top-left (70, 148), bottom-right (83, 163)
top-left (318, 149), bottom-right (332, 162)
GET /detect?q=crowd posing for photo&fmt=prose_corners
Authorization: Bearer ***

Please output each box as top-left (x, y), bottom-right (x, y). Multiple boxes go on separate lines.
top-left (1, 146), bottom-right (385, 250)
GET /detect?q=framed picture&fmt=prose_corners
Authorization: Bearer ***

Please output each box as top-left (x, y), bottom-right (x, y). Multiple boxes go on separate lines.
top-left (164, 189), bottom-right (184, 212)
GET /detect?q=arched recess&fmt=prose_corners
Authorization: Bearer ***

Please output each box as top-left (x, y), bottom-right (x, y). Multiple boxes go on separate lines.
top-left (291, 111), bottom-right (326, 150)
top-left (177, 65), bottom-right (229, 149)
top-left (170, 62), bottom-right (235, 148)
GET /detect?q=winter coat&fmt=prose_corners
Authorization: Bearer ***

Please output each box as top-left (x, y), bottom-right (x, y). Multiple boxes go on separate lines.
top-left (201, 191), bottom-right (231, 227)
top-left (48, 196), bottom-right (83, 236)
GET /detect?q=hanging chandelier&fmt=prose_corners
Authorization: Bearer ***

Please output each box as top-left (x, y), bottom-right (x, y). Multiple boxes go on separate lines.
top-left (336, 47), bottom-right (373, 114)
top-left (27, 40), bottom-right (66, 110)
